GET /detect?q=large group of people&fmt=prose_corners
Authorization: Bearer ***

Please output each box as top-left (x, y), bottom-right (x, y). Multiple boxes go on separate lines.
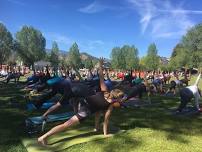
top-left (1, 59), bottom-right (201, 146)
top-left (0, 65), bottom-right (29, 83)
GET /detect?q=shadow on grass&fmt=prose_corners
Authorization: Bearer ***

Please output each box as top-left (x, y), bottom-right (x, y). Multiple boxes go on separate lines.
top-left (49, 131), bottom-right (101, 145)
top-left (111, 95), bottom-right (202, 144)
top-left (61, 131), bottom-right (142, 152)
top-left (0, 78), bottom-right (202, 151)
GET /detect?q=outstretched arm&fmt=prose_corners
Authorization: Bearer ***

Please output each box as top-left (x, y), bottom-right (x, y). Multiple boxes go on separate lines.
top-left (43, 102), bottom-right (62, 118)
top-left (194, 73), bottom-right (201, 86)
top-left (98, 58), bottom-right (108, 92)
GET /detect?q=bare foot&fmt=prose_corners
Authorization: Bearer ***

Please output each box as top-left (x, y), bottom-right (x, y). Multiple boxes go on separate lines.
top-left (104, 133), bottom-right (113, 137)
top-left (38, 137), bottom-right (47, 146)
top-left (93, 128), bottom-right (100, 132)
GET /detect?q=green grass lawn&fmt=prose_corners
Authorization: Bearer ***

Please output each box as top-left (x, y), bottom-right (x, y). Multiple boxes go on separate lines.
top-left (0, 76), bottom-right (202, 152)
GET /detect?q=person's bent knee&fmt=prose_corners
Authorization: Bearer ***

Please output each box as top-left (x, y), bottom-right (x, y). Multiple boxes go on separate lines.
top-left (56, 102), bottom-right (62, 107)
top-left (63, 115), bottom-right (80, 127)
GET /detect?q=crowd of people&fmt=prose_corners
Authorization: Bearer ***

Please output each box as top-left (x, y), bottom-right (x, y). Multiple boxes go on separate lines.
top-left (1, 60), bottom-right (201, 146)
top-left (0, 65), bottom-right (29, 83)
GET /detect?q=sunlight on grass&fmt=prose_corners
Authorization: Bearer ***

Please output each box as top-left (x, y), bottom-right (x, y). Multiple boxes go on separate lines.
top-left (0, 76), bottom-right (202, 152)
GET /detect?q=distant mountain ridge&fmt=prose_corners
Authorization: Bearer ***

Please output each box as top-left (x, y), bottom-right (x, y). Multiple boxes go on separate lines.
top-left (46, 49), bottom-right (169, 65)
top-left (46, 49), bottom-right (99, 61)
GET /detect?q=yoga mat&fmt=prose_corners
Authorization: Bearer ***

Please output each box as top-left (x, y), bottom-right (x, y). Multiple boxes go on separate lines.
top-left (27, 102), bottom-right (55, 111)
top-left (47, 77), bottom-right (64, 86)
top-left (22, 125), bottom-right (125, 152)
top-left (26, 112), bottom-right (75, 125)
top-left (122, 98), bottom-right (152, 108)
top-left (168, 106), bottom-right (201, 116)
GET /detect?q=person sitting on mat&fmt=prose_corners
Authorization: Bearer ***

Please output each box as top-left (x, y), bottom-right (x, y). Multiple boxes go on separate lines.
top-left (38, 58), bottom-right (125, 146)
top-left (177, 73), bottom-right (201, 113)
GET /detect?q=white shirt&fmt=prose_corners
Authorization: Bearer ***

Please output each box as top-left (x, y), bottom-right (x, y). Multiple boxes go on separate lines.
top-left (0, 70), bottom-right (7, 76)
top-left (175, 80), bottom-right (181, 85)
top-left (187, 85), bottom-right (201, 109)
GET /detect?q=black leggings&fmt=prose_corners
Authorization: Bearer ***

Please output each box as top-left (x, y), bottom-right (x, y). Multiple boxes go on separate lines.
top-left (178, 88), bottom-right (193, 111)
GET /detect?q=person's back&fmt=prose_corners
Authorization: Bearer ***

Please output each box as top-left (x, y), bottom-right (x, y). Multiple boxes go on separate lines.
top-left (71, 83), bottom-right (96, 98)
top-left (177, 73), bottom-right (201, 112)
top-left (126, 83), bottom-right (146, 99)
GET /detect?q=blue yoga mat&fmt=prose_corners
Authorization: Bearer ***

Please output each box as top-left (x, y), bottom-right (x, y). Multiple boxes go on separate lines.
top-left (27, 102), bottom-right (55, 111)
top-left (47, 77), bottom-right (64, 86)
top-left (27, 112), bottom-right (75, 125)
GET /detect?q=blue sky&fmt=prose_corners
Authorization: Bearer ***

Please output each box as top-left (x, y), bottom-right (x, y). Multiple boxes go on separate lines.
top-left (1, 0), bottom-right (202, 58)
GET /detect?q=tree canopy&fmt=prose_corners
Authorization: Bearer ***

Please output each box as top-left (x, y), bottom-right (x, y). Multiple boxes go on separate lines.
top-left (0, 23), bottom-right (13, 64)
top-left (169, 43), bottom-right (191, 70)
top-left (122, 45), bottom-right (139, 70)
top-left (16, 26), bottom-right (46, 66)
top-left (169, 23), bottom-right (202, 69)
top-left (110, 45), bottom-right (139, 70)
top-left (68, 42), bottom-right (82, 69)
top-left (50, 41), bottom-right (59, 68)
top-left (182, 23), bottom-right (202, 68)
top-left (83, 58), bottom-right (94, 69)
top-left (144, 43), bottom-right (160, 70)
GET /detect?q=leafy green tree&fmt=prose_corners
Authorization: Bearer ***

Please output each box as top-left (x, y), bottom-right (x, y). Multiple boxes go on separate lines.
top-left (111, 45), bottom-right (140, 70)
top-left (115, 47), bottom-right (125, 70)
top-left (50, 41), bottom-right (59, 68)
top-left (0, 23), bottom-right (13, 65)
top-left (111, 47), bottom-right (121, 69)
top-left (83, 58), bottom-right (94, 69)
top-left (68, 42), bottom-right (82, 69)
top-left (59, 55), bottom-right (67, 68)
top-left (169, 44), bottom-right (191, 69)
top-left (145, 43), bottom-right (160, 70)
top-left (122, 45), bottom-right (139, 70)
top-left (182, 23), bottom-right (202, 68)
top-left (16, 26), bottom-right (46, 68)
top-left (159, 64), bottom-right (167, 71)
top-left (139, 56), bottom-right (147, 70)
top-left (171, 43), bottom-right (183, 58)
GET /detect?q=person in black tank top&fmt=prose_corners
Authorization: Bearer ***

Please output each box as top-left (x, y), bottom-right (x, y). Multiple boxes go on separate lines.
top-left (38, 58), bottom-right (125, 146)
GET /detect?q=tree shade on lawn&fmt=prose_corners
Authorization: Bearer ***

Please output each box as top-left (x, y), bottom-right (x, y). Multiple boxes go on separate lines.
top-left (0, 76), bottom-right (202, 152)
